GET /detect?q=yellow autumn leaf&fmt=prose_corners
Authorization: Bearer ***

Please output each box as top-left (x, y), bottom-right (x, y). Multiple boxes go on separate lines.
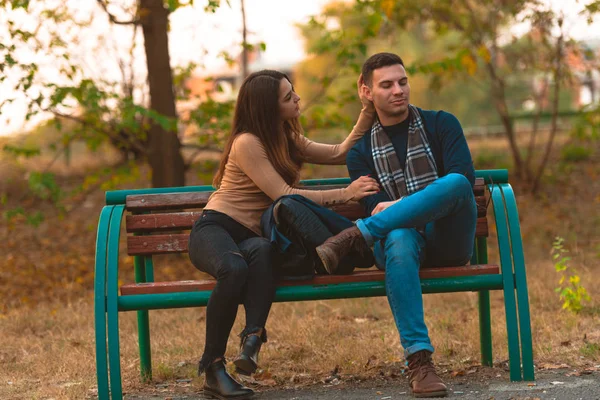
top-left (461, 53), bottom-right (477, 76)
top-left (477, 45), bottom-right (491, 63)
top-left (381, 0), bottom-right (395, 18)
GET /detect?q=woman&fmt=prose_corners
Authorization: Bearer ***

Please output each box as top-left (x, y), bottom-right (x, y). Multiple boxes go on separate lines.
top-left (188, 70), bottom-right (378, 399)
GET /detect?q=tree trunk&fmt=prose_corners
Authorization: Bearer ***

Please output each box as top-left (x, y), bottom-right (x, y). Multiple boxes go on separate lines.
top-left (139, 0), bottom-right (185, 188)
top-left (524, 77), bottom-right (548, 182)
top-left (241, 0), bottom-right (249, 79)
top-left (531, 33), bottom-right (564, 194)
top-left (486, 62), bottom-right (524, 178)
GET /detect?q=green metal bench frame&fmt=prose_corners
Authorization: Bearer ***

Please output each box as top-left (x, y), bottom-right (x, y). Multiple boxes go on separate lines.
top-left (94, 169), bottom-right (534, 400)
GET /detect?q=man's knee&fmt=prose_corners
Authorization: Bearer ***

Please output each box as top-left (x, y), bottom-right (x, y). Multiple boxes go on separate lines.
top-left (444, 173), bottom-right (472, 196)
top-left (384, 229), bottom-right (423, 263)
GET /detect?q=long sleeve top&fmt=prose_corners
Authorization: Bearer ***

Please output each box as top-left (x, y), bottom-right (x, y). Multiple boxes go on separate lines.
top-left (204, 110), bottom-right (374, 235)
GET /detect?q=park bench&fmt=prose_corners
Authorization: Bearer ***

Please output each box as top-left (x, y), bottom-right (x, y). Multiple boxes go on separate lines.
top-left (94, 168), bottom-right (534, 400)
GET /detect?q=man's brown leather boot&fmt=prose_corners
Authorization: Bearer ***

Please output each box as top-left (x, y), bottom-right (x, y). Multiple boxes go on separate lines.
top-left (407, 350), bottom-right (448, 398)
top-left (315, 226), bottom-right (370, 274)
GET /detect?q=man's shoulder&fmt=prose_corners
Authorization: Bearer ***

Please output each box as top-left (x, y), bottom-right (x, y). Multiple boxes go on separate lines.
top-left (416, 107), bottom-right (462, 136)
top-left (349, 131), bottom-right (371, 155)
top-left (416, 107), bottom-right (458, 124)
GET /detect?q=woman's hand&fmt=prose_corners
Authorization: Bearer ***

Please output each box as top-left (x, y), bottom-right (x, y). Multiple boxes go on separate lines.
top-left (347, 175), bottom-right (380, 201)
top-left (357, 74), bottom-right (375, 114)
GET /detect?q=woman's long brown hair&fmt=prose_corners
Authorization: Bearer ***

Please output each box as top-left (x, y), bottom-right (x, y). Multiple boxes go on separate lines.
top-left (213, 70), bottom-right (304, 188)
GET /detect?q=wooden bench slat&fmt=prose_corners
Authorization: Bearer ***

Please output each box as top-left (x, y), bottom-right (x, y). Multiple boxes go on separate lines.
top-left (127, 191), bottom-right (212, 211)
top-left (125, 178), bottom-right (486, 212)
top-left (126, 218), bottom-right (488, 256)
top-left (120, 264), bottom-right (500, 295)
top-left (126, 211), bottom-right (203, 233)
top-left (126, 198), bottom-right (488, 232)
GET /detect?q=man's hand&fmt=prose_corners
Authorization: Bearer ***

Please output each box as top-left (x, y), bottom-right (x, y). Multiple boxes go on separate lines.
top-left (371, 200), bottom-right (399, 216)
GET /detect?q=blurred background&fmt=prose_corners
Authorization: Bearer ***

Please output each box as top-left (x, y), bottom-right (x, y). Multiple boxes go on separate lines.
top-left (0, 1), bottom-right (599, 398)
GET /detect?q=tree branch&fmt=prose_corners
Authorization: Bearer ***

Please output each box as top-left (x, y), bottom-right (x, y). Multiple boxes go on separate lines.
top-left (97, 0), bottom-right (140, 25)
top-left (300, 65), bottom-right (346, 112)
top-left (49, 110), bottom-right (149, 156)
top-left (531, 24), bottom-right (565, 194)
top-left (182, 144), bottom-right (223, 170)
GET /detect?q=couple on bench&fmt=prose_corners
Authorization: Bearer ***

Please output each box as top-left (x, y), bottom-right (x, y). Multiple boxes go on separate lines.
top-left (188, 52), bottom-right (477, 399)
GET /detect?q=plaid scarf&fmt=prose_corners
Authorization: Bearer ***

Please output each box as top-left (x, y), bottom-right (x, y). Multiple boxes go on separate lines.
top-left (371, 104), bottom-right (438, 201)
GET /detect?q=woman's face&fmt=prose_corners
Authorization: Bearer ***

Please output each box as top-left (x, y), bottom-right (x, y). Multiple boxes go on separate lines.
top-left (278, 78), bottom-right (301, 121)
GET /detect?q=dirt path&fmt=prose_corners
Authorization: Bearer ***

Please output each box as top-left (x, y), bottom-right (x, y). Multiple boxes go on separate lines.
top-left (125, 370), bottom-right (600, 400)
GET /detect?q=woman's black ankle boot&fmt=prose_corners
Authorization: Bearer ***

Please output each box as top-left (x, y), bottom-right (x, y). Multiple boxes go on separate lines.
top-left (233, 333), bottom-right (263, 375)
top-left (203, 359), bottom-right (254, 400)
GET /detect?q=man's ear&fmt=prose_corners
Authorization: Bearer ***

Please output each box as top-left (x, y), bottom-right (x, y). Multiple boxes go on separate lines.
top-left (364, 85), bottom-right (374, 102)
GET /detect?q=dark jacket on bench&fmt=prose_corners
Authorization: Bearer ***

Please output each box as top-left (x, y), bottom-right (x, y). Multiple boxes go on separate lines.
top-left (261, 195), bottom-right (354, 277)
top-left (346, 107), bottom-right (475, 216)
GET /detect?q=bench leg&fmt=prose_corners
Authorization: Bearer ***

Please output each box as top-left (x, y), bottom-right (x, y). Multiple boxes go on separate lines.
top-left (491, 186), bottom-right (522, 381)
top-left (475, 238), bottom-right (493, 367)
top-left (501, 184), bottom-right (535, 381)
top-left (95, 206), bottom-right (114, 400)
top-left (107, 206), bottom-right (126, 399)
top-left (134, 255), bottom-right (152, 382)
top-left (137, 311), bottom-right (152, 382)
top-left (478, 290), bottom-right (493, 366)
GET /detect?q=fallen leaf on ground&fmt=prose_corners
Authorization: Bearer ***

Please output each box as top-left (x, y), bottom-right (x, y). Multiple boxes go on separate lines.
top-left (256, 378), bottom-right (277, 387)
top-left (539, 362), bottom-right (569, 370)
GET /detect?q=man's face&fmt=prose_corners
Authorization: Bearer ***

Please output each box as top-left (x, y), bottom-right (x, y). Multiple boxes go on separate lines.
top-left (365, 64), bottom-right (410, 122)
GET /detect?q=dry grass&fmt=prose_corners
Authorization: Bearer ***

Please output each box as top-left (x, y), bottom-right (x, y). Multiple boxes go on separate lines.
top-left (1, 129), bottom-right (598, 399)
top-left (0, 257), bottom-right (599, 400)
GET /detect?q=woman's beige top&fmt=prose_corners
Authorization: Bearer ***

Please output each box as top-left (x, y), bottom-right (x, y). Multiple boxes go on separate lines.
top-left (205, 110), bottom-right (374, 235)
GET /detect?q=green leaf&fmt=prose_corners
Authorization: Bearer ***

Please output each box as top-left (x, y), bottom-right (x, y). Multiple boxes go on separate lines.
top-left (28, 172), bottom-right (62, 203)
top-left (3, 144), bottom-right (41, 158)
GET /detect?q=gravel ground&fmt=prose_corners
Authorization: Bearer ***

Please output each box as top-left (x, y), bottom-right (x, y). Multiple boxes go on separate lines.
top-left (125, 369), bottom-right (600, 400)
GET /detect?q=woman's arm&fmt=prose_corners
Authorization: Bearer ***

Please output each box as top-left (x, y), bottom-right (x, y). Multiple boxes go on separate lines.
top-left (233, 133), bottom-right (378, 205)
top-left (297, 108), bottom-right (375, 165)
top-left (298, 74), bottom-right (376, 165)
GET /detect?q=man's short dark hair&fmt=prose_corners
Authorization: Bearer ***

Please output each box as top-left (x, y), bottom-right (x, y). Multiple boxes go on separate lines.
top-left (362, 52), bottom-right (404, 87)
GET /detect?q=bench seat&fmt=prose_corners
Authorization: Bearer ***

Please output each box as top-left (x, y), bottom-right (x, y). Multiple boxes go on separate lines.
top-left (120, 265), bottom-right (500, 295)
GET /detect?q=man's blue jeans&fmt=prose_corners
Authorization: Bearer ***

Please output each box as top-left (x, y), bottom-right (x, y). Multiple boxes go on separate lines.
top-left (355, 173), bottom-right (477, 357)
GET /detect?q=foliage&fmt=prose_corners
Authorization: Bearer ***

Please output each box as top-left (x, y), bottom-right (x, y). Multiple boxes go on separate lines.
top-left (552, 236), bottom-right (591, 313)
top-left (0, 0), bottom-right (250, 223)
top-left (2, 144), bottom-right (40, 158)
top-left (0, 0), bottom-right (241, 184)
top-left (2, 207), bottom-right (45, 227)
top-left (560, 144), bottom-right (593, 163)
top-left (559, 103), bottom-right (599, 163)
top-left (297, 0), bottom-right (599, 191)
top-left (571, 103), bottom-right (600, 141)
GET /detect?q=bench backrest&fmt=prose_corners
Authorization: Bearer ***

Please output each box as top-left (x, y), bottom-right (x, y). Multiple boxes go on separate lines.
top-left (125, 178), bottom-right (488, 256)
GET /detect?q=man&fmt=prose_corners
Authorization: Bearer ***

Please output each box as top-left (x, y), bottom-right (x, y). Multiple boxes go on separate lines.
top-left (316, 53), bottom-right (477, 398)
